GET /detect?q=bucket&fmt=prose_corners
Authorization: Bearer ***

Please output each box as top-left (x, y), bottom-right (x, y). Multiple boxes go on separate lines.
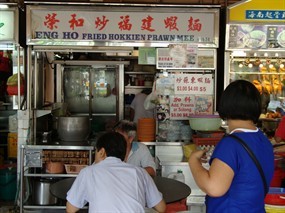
top-left (0, 167), bottom-right (17, 201)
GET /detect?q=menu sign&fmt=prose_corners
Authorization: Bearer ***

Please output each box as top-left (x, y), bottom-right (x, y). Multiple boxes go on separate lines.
top-left (228, 24), bottom-right (285, 49)
top-left (169, 94), bottom-right (213, 119)
top-left (174, 73), bottom-right (214, 95)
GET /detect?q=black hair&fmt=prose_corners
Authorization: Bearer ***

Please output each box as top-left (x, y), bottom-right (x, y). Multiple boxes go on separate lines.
top-left (218, 80), bottom-right (261, 124)
top-left (96, 132), bottom-right (127, 161)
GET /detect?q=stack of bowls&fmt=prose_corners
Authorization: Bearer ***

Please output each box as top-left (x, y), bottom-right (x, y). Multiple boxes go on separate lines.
top-left (137, 118), bottom-right (156, 142)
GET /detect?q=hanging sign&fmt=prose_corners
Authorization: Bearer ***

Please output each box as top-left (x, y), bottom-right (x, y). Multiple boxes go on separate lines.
top-left (0, 10), bottom-right (15, 42)
top-left (169, 95), bottom-right (195, 119)
top-left (156, 44), bottom-right (198, 68)
top-left (174, 73), bottom-right (214, 95)
top-left (169, 94), bottom-right (213, 119)
top-left (27, 5), bottom-right (219, 47)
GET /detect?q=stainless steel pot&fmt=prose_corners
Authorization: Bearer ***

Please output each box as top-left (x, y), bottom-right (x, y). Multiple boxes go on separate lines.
top-left (57, 116), bottom-right (91, 142)
top-left (33, 178), bottom-right (58, 205)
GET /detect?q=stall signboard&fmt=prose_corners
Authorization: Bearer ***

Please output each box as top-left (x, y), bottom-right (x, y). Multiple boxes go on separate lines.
top-left (26, 5), bottom-right (219, 47)
top-left (0, 9), bottom-right (17, 42)
top-left (228, 0), bottom-right (285, 23)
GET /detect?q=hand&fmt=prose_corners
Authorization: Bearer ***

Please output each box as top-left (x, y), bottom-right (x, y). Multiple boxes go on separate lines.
top-left (189, 149), bottom-right (208, 163)
top-left (274, 145), bottom-right (285, 153)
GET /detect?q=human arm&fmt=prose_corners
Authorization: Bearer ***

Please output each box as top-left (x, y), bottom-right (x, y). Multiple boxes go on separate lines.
top-left (188, 149), bottom-right (234, 197)
top-left (144, 166), bottom-right (156, 177)
top-left (153, 199), bottom-right (166, 213)
top-left (66, 201), bottom-right (80, 213)
top-left (130, 108), bottom-right (135, 121)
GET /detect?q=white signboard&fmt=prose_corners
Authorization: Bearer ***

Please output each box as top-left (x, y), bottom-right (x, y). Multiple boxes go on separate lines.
top-left (169, 95), bottom-right (195, 119)
top-left (0, 11), bottom-right (15, 41)
top-left (174, 74), bottom-right (214, 95)
top-left (27, 6), bottom-right (218, 46)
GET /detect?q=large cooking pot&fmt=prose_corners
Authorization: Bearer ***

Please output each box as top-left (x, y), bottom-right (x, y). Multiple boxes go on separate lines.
top-left (33, 178), bottom-right (58, 205)
top-left (57, 116), bottom-right (91, 142)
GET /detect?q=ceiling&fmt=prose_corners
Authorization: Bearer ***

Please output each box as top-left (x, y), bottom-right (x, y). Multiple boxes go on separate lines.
top-left (4, 0), bottom-right (243, 8)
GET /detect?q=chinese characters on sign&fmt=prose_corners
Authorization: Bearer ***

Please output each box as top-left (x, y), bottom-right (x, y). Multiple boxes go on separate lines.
top-left (169, 95), bottom-right (213, 119)
top-left (246, 10), bottom-right (285, 20)
top-left (30, 8), bottom-right (216, 44)
top-left (174, 74), bottom-right (213, 95)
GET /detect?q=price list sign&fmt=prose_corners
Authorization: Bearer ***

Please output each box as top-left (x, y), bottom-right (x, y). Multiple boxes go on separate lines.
top-left (174, 73), bottom-right (214, 95)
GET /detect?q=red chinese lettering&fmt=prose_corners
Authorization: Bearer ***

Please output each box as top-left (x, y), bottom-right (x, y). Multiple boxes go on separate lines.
top-left (95, 15), bottom-right (109, 31)
top-left (164, 16), bottom-right (178, 31)
top-left (197, 77), bottom-right (203, 83)
top-left (184, 96), bottom-right (191, 102)
top-left (174, 97), bottom-right (181, 102)
top-left (190, 77), bottom-right (196, 83)
top-left (176, 77), bottom-right (182, 83)
top-left (141, 15), bottom-right (155, 32)
top-left (69, 14), bottom-right (84, 30)
top-left (183, 76), bottom-right (189, 84)
top-left (118, 15), bottom-right (132, 31)
top-left (188, 17), bottom-right (202, 32)
top-left (205, 78), bottom-right (211, 84)
top-left (44, 13), bottom-right (59, 30)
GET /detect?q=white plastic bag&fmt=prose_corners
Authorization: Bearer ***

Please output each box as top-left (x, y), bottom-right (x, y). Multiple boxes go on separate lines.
top-left (144, 81), bottom-right (157, 110)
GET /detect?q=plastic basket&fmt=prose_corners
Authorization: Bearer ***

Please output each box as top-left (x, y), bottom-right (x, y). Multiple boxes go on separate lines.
top-left (192, 135), bottom-right (221, 146)
top-left (64, 164), bottom-right (87, 174)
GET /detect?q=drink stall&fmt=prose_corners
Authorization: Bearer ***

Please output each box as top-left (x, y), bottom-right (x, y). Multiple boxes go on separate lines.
top-left (224, 0), bottom-right (285, 136)
top-left (21, 2), bottom-right (220, 212)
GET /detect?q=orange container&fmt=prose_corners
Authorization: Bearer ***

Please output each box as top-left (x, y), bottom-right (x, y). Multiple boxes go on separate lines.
top-left (7, 133), bottom-right (17, 158)
top-left (137, 118), bottom-right (156, 142)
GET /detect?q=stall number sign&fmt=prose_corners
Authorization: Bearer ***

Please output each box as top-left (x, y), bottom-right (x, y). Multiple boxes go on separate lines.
top-left (174, 74), bottom-right (213, 95)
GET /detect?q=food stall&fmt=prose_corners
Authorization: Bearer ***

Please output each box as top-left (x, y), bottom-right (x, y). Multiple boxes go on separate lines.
top-left (224, 0), bottom-right (285, 136)
top-left (20, 2), bottom-right (220, 212)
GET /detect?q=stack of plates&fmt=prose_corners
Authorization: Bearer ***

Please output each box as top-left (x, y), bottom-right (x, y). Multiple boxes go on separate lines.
top-left (137, 118), bottom-right (156, 142)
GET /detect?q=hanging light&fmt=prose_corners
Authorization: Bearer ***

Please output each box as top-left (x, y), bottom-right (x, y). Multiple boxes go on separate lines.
top-left (280, 64), bottom-right (285, 69)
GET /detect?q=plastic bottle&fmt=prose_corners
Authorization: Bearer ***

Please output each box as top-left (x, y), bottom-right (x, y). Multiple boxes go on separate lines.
top-left (168, 169), bottom-right (185, 183)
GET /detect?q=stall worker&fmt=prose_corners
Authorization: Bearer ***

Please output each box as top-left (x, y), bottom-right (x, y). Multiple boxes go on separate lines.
top-left (189, 80), bottom-right (274, 213)
top-left (66, 132), bottom-right (166, 213)
top-left (113, 120), bottom-right (156, 177)
top-left (130, 88), bottom-right (155, 124)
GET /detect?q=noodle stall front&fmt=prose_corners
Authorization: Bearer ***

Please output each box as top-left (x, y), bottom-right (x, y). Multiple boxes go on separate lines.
top-left (20, 2), bottom-right (220, 212)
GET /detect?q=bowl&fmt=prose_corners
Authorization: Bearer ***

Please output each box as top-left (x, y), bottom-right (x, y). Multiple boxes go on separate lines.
top-left (189, 114), bottom-right (222, 131)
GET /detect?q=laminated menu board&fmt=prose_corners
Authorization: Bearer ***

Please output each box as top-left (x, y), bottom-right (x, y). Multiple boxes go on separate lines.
top-left (155, 72), bottom-right (214, 120)
top-left (228, 24), bottom-right (285, 49)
